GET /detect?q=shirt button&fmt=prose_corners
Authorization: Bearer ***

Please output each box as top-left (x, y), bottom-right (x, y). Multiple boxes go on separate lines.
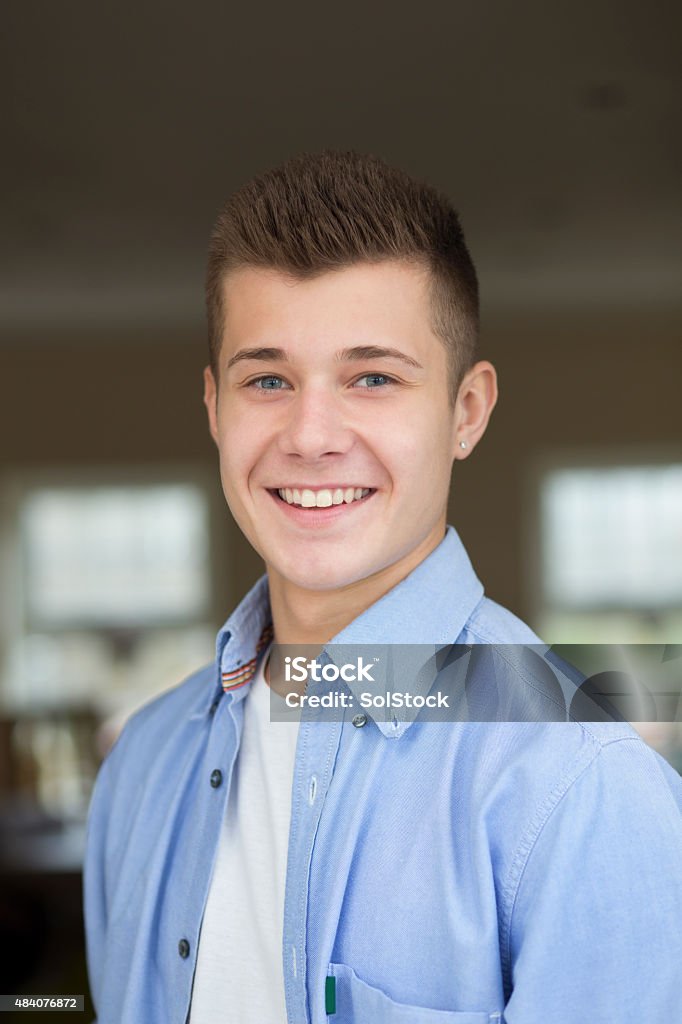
top-left (352, 713), bottom-right (368, 728)
top-left (210, 769), bottom-right (223, 788)
top-left (178, 938), bottom-right (191, 959)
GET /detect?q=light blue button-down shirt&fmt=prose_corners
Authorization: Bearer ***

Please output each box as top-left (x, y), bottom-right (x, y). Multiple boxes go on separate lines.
top-left (84, 526), bottom-right (682, 1023)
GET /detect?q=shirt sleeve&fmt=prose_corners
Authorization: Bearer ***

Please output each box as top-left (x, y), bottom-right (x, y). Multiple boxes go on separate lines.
top-left (503, 736), bottom-right (682, 1023)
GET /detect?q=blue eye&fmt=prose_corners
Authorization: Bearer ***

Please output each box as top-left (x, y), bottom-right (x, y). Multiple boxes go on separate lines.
top-left (251, 375), bottom-right (289, 390)
top-left (355, 373), bottom-right (393, 388)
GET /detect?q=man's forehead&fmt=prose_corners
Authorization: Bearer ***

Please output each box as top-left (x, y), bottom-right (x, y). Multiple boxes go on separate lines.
top-left (219, 261), bottom-right (435, 353)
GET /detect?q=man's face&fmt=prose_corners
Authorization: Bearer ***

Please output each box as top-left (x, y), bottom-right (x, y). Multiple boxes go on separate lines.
top-left (204, 261), bottom-right (462, 593)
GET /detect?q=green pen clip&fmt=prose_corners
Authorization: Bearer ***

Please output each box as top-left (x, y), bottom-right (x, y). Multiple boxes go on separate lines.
top-left (325, 974), bottom-right (336, 1015)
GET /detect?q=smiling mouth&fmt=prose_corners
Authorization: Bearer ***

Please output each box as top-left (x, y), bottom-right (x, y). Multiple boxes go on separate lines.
top-left (270, 487), bottom-right (375, 509)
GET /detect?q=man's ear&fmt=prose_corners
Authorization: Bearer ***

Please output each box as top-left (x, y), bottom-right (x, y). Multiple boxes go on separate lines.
top-left (203, 365), bottom-right (219, 446)
top-left (451, 360), bottom-right (499, 460)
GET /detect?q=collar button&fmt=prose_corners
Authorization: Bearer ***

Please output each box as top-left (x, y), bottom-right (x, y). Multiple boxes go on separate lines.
top-left (352, 713), bottom-right (368, 728)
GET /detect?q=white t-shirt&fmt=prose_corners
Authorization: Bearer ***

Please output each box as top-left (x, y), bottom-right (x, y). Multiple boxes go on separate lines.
top-left (189, 648), bottom-right (300, 1024)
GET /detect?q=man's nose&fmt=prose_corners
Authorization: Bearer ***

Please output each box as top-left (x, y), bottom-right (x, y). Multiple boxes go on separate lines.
top-left (277, 386), bottom-right (354, 460)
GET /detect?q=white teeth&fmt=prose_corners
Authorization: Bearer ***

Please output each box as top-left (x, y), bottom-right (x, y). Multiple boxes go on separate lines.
top-left (277, 487), bottom-right (372, 508)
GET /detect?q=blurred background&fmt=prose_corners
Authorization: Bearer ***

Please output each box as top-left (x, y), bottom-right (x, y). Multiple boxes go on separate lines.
top-left (1, 0), bottom-right (680, 1018)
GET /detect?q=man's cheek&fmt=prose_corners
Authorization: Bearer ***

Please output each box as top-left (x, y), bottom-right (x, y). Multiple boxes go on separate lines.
top-left (220, 464), bottom-right (244, 513)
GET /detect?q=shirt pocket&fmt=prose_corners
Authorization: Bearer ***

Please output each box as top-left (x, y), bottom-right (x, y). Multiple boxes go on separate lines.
top-left (326, 963), bottom-right (501, 1024)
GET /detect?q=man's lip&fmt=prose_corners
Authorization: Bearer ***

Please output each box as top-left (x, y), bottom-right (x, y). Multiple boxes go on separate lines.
top-left (267, 487), bottom-right (377, 503)
top-left (265, 486), bottom-right (377, 520)
top-left (266, 485), bottom-right (376, 491)
top-left (266, 487), bottom-right (378, 502)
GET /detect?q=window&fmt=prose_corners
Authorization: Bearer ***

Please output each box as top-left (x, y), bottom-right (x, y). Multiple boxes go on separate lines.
top-left (532, 460), bottom-right (682, 643)
top-left (21, 484), bottom-right (209, 629)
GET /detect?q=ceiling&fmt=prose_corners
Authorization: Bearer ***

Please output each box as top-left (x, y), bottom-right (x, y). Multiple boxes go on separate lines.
top-left (2, 0), bottom-right (680, 337)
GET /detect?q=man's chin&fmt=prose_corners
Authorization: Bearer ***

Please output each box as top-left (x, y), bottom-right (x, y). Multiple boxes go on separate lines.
top-left (265, 550), bottom-right (383, 594)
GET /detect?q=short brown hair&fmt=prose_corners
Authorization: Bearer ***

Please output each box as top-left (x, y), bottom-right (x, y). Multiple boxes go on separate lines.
top-left (206, 151), bottom-right (479, 402)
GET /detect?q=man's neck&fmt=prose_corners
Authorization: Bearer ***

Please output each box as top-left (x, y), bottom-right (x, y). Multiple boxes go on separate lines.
top-left (266, 524), bottom-right (447, 647)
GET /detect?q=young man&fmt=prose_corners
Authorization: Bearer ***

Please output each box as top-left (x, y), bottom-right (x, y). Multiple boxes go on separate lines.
top-left (84, 152), bottom-right (682, 1023)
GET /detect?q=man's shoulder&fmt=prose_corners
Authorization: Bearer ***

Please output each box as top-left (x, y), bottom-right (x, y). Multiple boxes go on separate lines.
top-left (470, 719), bottom-right (682, 917)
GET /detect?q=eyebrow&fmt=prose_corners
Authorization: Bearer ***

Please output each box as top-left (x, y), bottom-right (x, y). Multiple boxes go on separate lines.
top-left (226, 344), bottom-right (424, 371)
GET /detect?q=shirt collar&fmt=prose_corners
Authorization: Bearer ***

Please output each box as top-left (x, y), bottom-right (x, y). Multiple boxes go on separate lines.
top-left (204, 574), bottom-right (273, 714)
top-left (207, 525), bottom-right (484, 729)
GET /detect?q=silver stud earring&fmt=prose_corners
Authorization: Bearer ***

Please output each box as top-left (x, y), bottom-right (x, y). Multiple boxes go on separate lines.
top-left (459, 440), bottom-right (468, 449)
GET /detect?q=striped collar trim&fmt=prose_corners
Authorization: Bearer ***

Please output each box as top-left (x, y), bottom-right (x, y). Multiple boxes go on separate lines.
top-left (221, 622), bottom-right (274, 693)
